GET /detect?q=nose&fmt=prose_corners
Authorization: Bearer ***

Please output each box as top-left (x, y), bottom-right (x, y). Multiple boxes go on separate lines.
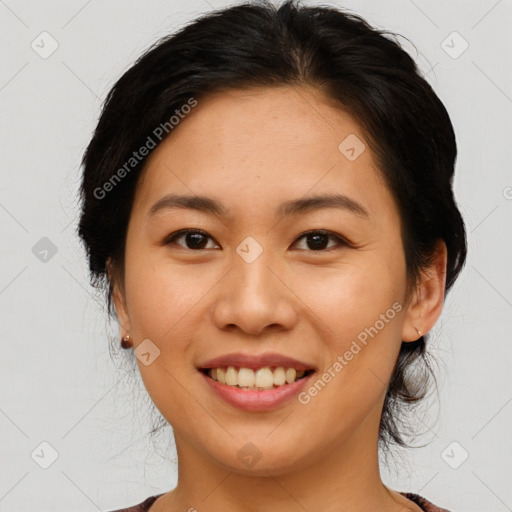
top-left (211, 248), bottom-right (299, 337)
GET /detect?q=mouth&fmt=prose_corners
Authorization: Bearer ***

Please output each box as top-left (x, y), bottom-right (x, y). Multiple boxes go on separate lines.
top-left (196, 352), bottom-right (318, 411)
top-left (198, 363), bottom-right (317, 412)
top-left (199, 366), bottom-right (316, 391)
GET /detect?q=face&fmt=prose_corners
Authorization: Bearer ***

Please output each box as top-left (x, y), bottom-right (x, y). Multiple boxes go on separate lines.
top-left (112, 85), bottom-right (437, 476)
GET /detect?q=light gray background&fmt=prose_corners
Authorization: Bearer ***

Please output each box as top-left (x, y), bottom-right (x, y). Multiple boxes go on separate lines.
top-left (1, 0), bottom-right (511, 511)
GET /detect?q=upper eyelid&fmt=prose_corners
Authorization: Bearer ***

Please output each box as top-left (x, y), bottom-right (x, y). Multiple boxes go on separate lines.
top-left (164, 229), bottom-right (220, 248)
top-left (166, 229), bottom-right (348, 248)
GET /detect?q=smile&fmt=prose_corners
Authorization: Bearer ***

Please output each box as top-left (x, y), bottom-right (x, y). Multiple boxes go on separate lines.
top-left (201, 366), bottom-right (315, 390)
top-left (199, 366), bottom-right (316, 412)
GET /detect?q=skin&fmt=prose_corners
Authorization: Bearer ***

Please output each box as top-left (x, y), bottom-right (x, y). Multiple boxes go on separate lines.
top-left (110, 85), bottom-right (447, 512)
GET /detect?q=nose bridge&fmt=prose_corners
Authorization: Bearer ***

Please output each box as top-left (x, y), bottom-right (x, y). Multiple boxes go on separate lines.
top-left (232, 238), bottom-right (279, 307)
top-left (238, 247), bottom-right (275, 294)
top-left (212, 236), bottom-right (298, 335)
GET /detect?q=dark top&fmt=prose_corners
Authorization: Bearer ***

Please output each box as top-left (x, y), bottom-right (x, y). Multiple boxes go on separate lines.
top-left (107, 492), bottom-right (451, 511)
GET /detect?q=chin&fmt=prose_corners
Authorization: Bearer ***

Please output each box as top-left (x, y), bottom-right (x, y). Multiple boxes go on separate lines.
top-left (205, 437), bottom-right (314, 477)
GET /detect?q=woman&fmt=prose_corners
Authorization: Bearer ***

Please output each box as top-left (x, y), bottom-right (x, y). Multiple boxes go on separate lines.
top-left (78, 1), bottom-right (466, 510)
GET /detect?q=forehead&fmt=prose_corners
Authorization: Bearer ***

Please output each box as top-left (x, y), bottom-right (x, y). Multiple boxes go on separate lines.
top-left (133, 86), bottom-right (396, 224)
top-left (155, 86), bottom-right (366, 167)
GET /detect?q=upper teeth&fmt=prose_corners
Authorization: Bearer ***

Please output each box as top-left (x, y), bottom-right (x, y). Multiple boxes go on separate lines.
top-left (208, 366), bottom-right (307, 389)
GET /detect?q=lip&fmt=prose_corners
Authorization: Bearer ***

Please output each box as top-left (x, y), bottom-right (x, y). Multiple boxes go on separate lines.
top-left (200, 370), bottom-right (315, 412)
top-left (197, 352), bottom-right (317, 371)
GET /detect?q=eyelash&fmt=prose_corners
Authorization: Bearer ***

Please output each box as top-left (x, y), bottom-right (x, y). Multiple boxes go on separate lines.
top-left (164, 229), bottom-right (351, 252)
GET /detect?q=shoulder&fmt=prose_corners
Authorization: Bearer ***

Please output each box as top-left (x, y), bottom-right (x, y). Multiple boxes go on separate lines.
top-left (106, 494), bottom-right (164, 512)
top-left (401, 492), bottom-right (452, 512)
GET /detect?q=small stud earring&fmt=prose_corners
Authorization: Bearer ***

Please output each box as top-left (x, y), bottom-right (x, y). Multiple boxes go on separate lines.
top-left (415, 327), bottom-right (423, 339)
top-left (121, 334), bottom-right (132, 349)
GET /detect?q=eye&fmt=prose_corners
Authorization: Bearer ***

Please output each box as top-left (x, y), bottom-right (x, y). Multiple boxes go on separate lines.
top-left (164, 229), bottom-right (220, 250)
top-left (164, 229), bottom-right (350, 251)
top-left (293, 230), bottom-right (349, 251)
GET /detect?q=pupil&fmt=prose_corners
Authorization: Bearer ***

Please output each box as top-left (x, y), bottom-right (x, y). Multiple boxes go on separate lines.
top-left (307, 233), bottom-right (328, 250)
top-left (187, 232), bottom-right (207, 249)
top-left (184, 233), bottom-right (328, 250)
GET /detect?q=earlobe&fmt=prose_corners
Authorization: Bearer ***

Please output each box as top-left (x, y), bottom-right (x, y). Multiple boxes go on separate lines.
top-left (401, 239), bottom-right (447, 342)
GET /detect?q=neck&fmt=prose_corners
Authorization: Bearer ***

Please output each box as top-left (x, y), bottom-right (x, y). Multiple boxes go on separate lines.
top-left (156, 404), bottom-right (419, 512)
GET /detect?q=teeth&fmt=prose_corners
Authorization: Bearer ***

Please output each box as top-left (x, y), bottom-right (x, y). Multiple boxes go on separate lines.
top-left (206, 366), bottom-right (311, 389)
top-left (225, 366), bottom-right (238, 386)
top-left (254, 367), bottom-right (274, 389)
top-left (273, 367), bottom-right (286, 386)
top-left (238, 367), bottom-right (255, 387)
top-left (285, 368), bottom-right (296, 384)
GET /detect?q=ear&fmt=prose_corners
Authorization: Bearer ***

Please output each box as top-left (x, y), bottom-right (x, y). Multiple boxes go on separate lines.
top-left (401, 239), bottom-right (447, 342)
top-left (107, 258), bottom-right (131, 336)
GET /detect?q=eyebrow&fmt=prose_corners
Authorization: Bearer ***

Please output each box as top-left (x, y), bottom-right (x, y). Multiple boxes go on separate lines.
top-left (147, 193), bottom-right (369, 219)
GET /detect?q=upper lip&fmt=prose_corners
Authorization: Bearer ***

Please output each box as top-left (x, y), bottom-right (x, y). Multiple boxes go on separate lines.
top-left (197, 352), bottom-right (317, 371)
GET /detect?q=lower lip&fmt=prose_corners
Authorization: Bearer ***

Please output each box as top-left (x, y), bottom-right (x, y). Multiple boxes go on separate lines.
top-left (199, 371), bottom-right (314, 412)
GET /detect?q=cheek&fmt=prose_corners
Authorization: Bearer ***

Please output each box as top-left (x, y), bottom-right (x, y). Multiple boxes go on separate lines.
top-left (305, 258), bottom-right (406, 405)
top-left (124, 257), bottom-right (207, 415)
top-left (124, 250), bottom-right (211, 337)
top-left (298, 256), bottom-right (404, 342)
